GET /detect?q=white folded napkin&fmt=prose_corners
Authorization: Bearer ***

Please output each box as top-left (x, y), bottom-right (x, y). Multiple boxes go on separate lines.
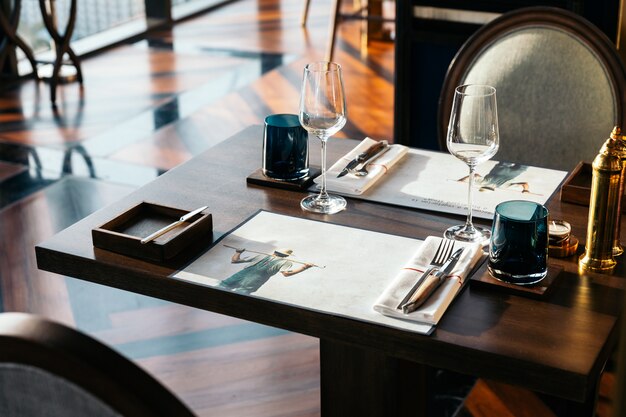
top-left (317, 138), bottom-right (408, 195)
top-left (373, 236), bottom-right (484, 325)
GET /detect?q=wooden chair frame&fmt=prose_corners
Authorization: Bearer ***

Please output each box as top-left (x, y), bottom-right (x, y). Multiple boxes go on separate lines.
top-left (301, 0), bottom-right (369, 62)
top-left (0, 313), bottom-right (196, 417)
top-left (437, 6), bottom-right (626, 150)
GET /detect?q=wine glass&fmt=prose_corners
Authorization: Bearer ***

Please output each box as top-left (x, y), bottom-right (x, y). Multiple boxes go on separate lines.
top-left (299, 61), bottom-right (347, 214)
top-left (445, 84), bottom-right (499, 243)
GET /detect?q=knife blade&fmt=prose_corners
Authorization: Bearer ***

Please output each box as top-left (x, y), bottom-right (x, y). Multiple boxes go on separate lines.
top-left (140, 205), bottom-right (208, 244)
top-left (401, 248), bottom-right (464, 314)
top-left (337, 141), bottom-right (387, 178)
top-left (350, 143), bottom-right (390, 176)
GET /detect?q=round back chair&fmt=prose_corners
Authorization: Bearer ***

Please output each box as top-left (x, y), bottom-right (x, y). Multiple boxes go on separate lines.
top-left (438, 7), bottom-right (626, 171)
top-left (0, 312), bottom-right (196, 417)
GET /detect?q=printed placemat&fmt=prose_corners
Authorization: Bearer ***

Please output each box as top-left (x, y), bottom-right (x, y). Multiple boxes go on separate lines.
top-left (172, 210), bottom-right (436, 334)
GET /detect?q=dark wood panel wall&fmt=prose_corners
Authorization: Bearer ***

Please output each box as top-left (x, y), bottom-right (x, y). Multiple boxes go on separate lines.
top-left (145, 0), bottom-right (174, 20)
top-left (394, 0), bottom-right (622, 149)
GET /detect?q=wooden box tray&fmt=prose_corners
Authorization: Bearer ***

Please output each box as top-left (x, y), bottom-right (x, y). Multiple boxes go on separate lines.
top-left (92, 202), bottom-right (212, 262)
top-left (560, 161), bottom-right (626, 209)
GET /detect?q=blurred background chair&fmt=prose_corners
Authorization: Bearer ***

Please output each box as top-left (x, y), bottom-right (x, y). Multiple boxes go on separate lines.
top-left (0, 312), bottom-right (196, 417)
top-left (37, 0), bottom-right (84, 105)
top-left (302, 0), bottom-right (384, 62)
top-left (301, 0), bottom-right (350, 61)
top-left (0, 0), bottom-right (39, 80)
top-left (438, 6), bottom-right (626, 171)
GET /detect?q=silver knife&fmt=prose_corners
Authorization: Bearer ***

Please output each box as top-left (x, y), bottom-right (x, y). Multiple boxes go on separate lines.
top-left (350, 144), bottom-right (390, 176)
top-left (337, 141), bottom-right (387, 178)
top-left (140, 205), bottom-right (208, 244)
top-left (401, 248), bottom-right (464, 314)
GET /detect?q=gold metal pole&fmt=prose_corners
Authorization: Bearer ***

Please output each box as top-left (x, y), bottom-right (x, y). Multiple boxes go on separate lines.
top-left (617, 0), bottom-right (626, 63)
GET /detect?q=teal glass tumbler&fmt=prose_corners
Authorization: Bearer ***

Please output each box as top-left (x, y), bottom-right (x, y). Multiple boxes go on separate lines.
top-left (488, 200), bottom-right (549, 285)
top-left (262, 114), bottom-right (309, 181)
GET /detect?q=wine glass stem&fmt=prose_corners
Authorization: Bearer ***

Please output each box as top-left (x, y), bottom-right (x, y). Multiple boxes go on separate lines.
top-left (318, 135), bottom-right (330, 201)
top-left (465, 164), bottom-right (477, 233)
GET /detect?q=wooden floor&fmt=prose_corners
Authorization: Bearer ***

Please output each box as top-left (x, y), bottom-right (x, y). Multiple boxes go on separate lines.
top-left (0, 0), bottom-right (615, 416)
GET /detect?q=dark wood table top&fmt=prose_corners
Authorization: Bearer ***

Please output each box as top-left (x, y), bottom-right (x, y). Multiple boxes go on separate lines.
top-left (36, 125), bottom-right (625, 404)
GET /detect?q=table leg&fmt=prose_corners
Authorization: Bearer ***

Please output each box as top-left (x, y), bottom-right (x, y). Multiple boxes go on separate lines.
top-left (320, 339), bottom-right (429, 417)
top-left (540, 374), bottom-right (600, 417)
top-left (324, 0), bottom-right (341, 62)
top-left (366, 0), bottom-right (383, 41)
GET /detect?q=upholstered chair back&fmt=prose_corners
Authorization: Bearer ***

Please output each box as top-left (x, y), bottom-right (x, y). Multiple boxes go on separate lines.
top-left (439, 7), bottom-right (626, 171)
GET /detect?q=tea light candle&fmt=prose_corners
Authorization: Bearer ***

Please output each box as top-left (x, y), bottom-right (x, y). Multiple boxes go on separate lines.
top-left (549, 220), bottom-right (571, 239)
top-left (548, 220), bottom-right (577, 257)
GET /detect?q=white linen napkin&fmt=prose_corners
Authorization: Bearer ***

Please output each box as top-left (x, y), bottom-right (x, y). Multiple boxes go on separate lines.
top-left (373, 236), bottom-right (484, 325)
top-left (317, 138), bottom-right (409, 195)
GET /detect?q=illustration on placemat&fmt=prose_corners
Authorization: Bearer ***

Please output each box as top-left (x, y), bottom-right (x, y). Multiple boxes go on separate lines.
top-left (453, 161), bottom-right (541, 196)
top-left (219, 245), bottom-right (323, 294)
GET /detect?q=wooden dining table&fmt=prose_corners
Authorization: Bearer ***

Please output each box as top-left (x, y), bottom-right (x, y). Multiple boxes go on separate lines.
top-left (36, 125), bottom-right (625, 417)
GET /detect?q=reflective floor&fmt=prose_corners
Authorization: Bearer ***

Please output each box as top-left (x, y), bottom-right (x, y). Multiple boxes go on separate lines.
top-left (0, 44), bottom-right (300, 208)
top-left (0, 1), bottom-right (394, 416)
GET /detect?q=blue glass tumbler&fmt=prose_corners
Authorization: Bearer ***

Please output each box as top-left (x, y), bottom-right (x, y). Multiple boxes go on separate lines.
top-left (488, 200), bottom-right (549, 285)
top-left (262, 114), bottom-right (309, 181)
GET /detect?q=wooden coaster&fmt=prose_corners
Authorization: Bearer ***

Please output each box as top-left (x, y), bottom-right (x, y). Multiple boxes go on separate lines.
top-left (470, 261), bottom-right (564, 299)
top-left (246, 167), bottom-right (321, 191)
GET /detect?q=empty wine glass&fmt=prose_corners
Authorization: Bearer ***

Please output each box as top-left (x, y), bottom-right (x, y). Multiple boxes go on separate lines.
top-left (299, 61), bottom-right (347, 214)
top-left (445, 84), bottom-right (499, 243)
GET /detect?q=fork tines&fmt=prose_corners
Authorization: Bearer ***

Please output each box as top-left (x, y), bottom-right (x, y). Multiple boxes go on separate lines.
top-left (396, 238), bottom-right (455, 310)
top-left (434, 238), bottom-right (455, 266)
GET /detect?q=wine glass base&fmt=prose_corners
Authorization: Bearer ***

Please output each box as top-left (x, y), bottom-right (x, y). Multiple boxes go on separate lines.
top-left (301, 194), bottom-right (346, 214)
top-left (444, 224), bottom-right (491, 245)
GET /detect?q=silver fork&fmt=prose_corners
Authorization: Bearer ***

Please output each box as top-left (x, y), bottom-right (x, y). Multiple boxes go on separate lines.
top-left (397, 239), bottom-right (455, 309)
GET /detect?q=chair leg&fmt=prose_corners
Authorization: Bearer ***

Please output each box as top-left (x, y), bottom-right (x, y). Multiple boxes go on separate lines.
top-left (301, 0), bottom-right (311, 27)
top-left (325, 0), bottom-right (341, 62)
top-left (49, 45), bottom-right (64, 105)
